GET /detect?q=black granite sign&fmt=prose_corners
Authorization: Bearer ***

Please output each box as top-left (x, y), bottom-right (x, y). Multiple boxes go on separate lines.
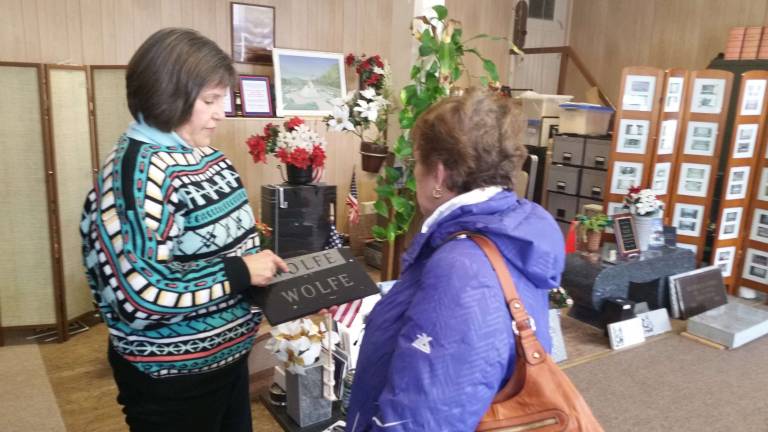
top-left (613, 215), bottom-right (639, 256)
top-left (663, 225), bottom-right (677, 247)
top-left (250, 248), bottom-right (379, 325)
top-left (671, 266), bottom-right (727, 319)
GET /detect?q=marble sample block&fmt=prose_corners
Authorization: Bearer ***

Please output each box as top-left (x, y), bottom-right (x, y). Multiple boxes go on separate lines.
top-left (687, 302), bottom-right (768, 349)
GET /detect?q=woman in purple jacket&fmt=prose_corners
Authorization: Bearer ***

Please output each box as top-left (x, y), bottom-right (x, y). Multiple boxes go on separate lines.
top-left (345, 88), bottom-right (565, 431)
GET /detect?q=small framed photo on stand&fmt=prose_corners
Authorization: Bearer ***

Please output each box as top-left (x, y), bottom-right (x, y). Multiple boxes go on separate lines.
top-left (239, 75), bottom-right (273, 117)
top-left (613, 214), bottom-right (640, 257)
top-left (222, 87), bottom-right (235, 117)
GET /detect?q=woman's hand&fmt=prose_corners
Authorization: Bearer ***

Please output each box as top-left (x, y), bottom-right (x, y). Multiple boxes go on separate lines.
top-left (242, 250), bottom-right (289, 286)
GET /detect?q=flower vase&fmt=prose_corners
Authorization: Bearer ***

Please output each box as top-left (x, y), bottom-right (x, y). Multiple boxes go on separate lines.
top-left (360, 141), bottom-right (388, 173)
top-left (586, 230), bottom-right (602, 253)
top-left (285, 364), bottom-right (332, 427)
top-left (286, 164), bottom-right (313, 185)
top-left (633, 214), bottom-right (662, 252)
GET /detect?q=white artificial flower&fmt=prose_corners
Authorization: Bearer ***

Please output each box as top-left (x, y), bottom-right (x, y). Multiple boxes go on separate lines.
top-left (372, 66), bottom-right (385, 75)
top-left (354, 99), bottom-right (380, 122)
top-left (360, 87), bottom-right (377, 100)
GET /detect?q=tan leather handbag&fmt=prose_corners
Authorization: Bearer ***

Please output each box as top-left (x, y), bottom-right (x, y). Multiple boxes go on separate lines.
top-left (468, 234), bottom-right (603, 432)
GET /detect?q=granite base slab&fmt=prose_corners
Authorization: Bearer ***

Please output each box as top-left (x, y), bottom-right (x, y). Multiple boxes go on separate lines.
top-left (687, 302), bottom-right (768, 349)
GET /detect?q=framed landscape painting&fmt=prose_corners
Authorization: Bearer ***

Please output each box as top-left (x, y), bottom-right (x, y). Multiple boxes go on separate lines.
top-left (272, 48), bottom-right (346, 117)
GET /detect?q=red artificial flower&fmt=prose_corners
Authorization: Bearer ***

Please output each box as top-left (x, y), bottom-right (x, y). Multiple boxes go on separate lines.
top-left (278, 147), bottom-right (311, 169)
top-left (284, 116), bottom-right (304, 131)
top-left (245, 134), bottom-right (267, 164)
top-left (311, 145), bottom-right (326, 169)
top-left (627, 186), bottom-right (642, 196)
top-left (263, 123), bottom-right (275, 136)
top-left (345, 53), bottom-right (356, 66)
top-left (365, 74), bottom-right (381, 86)
top-left (371, 55), bottom-right (384, 68)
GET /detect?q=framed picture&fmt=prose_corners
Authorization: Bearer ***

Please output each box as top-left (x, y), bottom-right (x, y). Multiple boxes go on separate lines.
top-left (622, 75), bottom-right (656, 112)
top-left (718, 207), bottom-right (743, 240)
top-left (664, 77), bottom-right (684, 113)
top-left (616, 119), bottom-right (650, 154)
top-left (749, 208), bottom-right (768, 244)
top-left (724, 166), bottom-right (750, 200)
top-left (713, 246), bottom-right (736, 277)
top-left (231, 3), bottom-right (275, 64)
top-left (742, 248), bottom-right (768, 284)
top-left (605, 202), bottom-right (625, 234)
top-left (239, 75), bottom-right (273, 117)
top-left (657, 119), bottom-right (678, 155)
top-left (613, 214), bottom-right (640, 257)
top-left (272, 48), bottom-right (346, 117)
top-left (650, 162), bottom-right (671, 196)
top-left (683, 121), bottom-right (718, 156)
top-left (758, 168), bottom-right (768, 201)
top-left (732, 124), bottom-right (758, 159)
top-left (676, 163), bottom-right (711, 198)
top-left (690, 78), bottom-right (725, 114)
top-left (740, 79), bottom-right (766, 116)
top-left (673, 203), bottom-right (705, 237)
top-left (610, 161), bottom-right (643, 195)
top-left (222, 87), bottom-right (235, 117)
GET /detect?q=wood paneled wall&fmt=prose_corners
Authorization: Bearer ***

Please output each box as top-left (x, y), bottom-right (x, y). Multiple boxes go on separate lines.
top-left (0, 0), bottom-right (516, 236)
top-left (565, 0), bottom-right (768, 104)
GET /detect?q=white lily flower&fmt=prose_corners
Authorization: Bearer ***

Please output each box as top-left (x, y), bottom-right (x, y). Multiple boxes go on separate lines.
top-left (373, 66), bottom-right (385, 75)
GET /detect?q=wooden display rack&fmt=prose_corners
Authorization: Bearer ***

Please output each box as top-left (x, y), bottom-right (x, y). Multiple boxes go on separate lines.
top-left (665, 69), bottom-right (734, 263)
top-left (603, 66), bottom-right (664, 221)
top-left (710, 71), bottom-right (768, 293)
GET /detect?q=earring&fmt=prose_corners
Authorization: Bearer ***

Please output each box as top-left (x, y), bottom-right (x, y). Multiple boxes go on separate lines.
top-left (432, 185), bottom-right (443, 199)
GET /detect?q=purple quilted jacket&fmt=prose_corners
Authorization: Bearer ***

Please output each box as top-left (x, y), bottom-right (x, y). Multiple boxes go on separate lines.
top-left (346, 190), bottom-right (565, 431)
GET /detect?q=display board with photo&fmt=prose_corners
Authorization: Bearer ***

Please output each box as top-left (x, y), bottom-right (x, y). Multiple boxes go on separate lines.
top-left (732, 124), bottom-right (758, 159)
top-left (677, 243), bottom-right (698, 255)
top-left (616, 119), bottom-right (650, 154)
top-left (690, 78), bottom-right (725, 114)
top-left (673, 203), bottom-right (705, 237)
top-left (724, 166), bottom-right (750, 200)
top-left (758, 168), bottom-right (768, 201)
top-left (718, 207), bottom-right (743, 240)
top-left (742, 248), bottom-right (768, 284)
top-left (622, 75), bottom-right (656, 112)
top-left (749, 208), bottom-right (768, 244)
top-left (605, 202), bottom-right (626, 234)
top-left (713, 246), bottom-right (736, 277)
top-left (272, 48), bottom-right (346, 117)
top-left (676, 163), bottom-right (711, 198)
top-left (610, 162), bottom-right (644, 195)
top-left (657, 119), bottom-right (678, 155)
top-left (664, 77), bottom-right (684, 113)
top-left (741, 79), bottom-right (767, 116)
top-left (683, 121), bottom-right (718, 156)
top-left (651, 162), bottom-right (671, 196)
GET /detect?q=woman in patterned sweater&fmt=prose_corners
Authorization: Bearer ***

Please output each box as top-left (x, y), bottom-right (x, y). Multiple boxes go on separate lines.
top-left (80, 28), bottom-right (287, 432)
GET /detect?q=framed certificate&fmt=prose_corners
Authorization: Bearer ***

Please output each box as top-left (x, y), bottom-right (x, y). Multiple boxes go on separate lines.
top-left (239, 75), bottom-right (273, 117)
top-left (222, 87), bottom-right (235, 117)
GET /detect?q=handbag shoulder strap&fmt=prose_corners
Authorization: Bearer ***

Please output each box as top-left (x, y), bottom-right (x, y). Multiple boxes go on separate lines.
top-left (457, 232), bottom-right (547, 366)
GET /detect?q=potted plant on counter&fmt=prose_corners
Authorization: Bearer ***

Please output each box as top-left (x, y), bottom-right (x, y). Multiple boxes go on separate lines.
top-left (576, 213), bottom-right (610, 253)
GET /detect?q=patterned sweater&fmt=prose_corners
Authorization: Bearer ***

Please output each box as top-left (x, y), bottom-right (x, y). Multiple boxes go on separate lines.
top-left (81, 121), bottom-right (260, 377)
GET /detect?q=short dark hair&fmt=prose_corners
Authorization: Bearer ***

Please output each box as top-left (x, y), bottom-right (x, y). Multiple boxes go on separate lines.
top-left (126, 28), bottom-right (236, 132)
top-left (412, 88), bottom-right (527, 193)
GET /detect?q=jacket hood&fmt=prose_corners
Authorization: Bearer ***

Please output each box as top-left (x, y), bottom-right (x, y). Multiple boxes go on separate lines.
top-left (402, 190), bottom-right (564, 290)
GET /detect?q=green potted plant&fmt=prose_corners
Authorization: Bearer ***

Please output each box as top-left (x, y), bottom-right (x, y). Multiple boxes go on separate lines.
top-left (575, 213), bottom-right (610, 253)
top-left (372, 5), bottom-right (508, 277)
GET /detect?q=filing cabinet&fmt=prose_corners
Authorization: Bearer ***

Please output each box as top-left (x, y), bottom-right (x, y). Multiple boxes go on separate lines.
top-left (545, 134), bottom-right (611, 224)
top-left (552, 135), bottom-right (585, 165)
top-left (583, 138), bottom-right (611, 169)
top-left (547, 165), bottom-right (580, 195)
top-left (547, 193), bottom-right (579, 222)
top-left (579, 170), bottom-right (607, 200)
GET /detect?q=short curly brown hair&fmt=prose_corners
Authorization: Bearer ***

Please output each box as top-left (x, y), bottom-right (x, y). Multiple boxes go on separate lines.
top-left (411, 88), bottom-right (527, 194)
top-left (126, 28), bottom-right (236, 132)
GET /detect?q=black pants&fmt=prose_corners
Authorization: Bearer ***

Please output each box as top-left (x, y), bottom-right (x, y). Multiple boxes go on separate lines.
top-left (108, 344), bottom-right (252, 432)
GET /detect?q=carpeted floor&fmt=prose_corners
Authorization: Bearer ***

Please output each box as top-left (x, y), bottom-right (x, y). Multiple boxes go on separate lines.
top-left (0, 345), bottom-right (66, 431)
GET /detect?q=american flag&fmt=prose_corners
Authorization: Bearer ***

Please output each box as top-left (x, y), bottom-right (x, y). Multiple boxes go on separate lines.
top-left (346, 170), bottom-right (360, 225)
top-left (322, 224), bottom-right (362, 327)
